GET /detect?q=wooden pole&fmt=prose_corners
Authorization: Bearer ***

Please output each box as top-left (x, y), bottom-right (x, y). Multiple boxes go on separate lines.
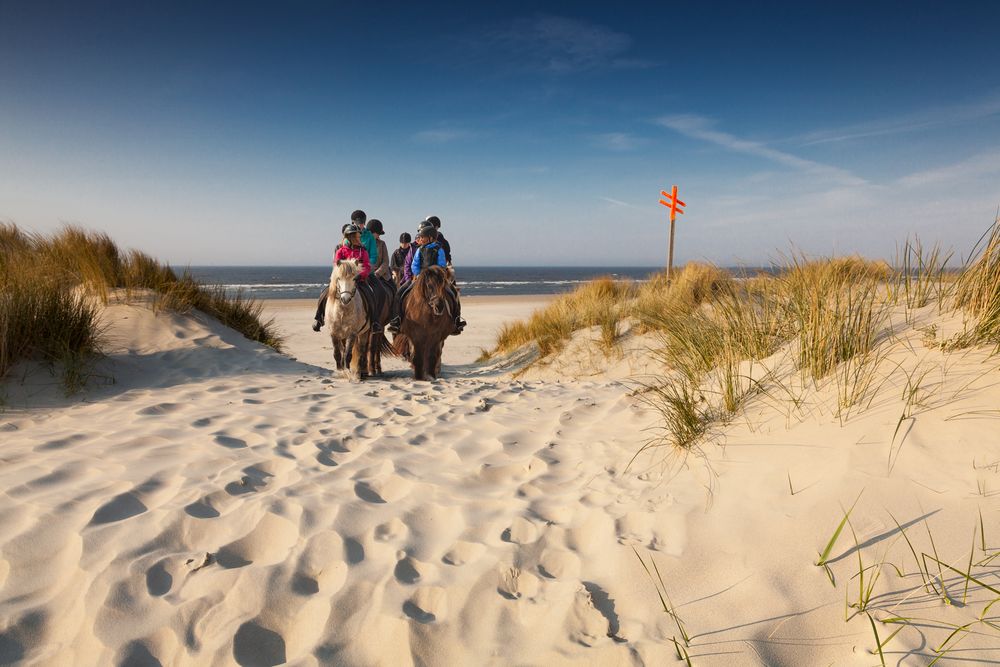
top-left (667, 184), bottom-right (677, 279)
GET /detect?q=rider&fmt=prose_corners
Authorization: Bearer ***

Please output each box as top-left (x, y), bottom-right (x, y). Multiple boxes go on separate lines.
top-left (390, 232), bottom-right (411, 285)
top-left (424, 215), bottom-right (452, 264)
top-left (366, 219), bottom-right (391, 281)
top-left (313, 222), bottom-right (379, 332)
top-left (388, 224), bottom-right (466, 335)
top-left (347, 210), bottom-right (379, 268)
top-left (423, 215), bottom-right (465, 334)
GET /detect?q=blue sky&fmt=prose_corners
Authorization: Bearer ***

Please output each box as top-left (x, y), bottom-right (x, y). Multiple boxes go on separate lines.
top-left (3, 1), bottom-right (1000, 266)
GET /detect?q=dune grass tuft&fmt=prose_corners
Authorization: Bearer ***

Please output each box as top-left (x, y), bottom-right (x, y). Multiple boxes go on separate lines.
top-left (955, 217), bottom-right (1000, 347)
top-left (1, 223), bottom-right (283, 391)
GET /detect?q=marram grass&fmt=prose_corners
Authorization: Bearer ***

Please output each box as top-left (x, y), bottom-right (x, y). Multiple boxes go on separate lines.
top-left (1, 223), bottom-right (283, 392)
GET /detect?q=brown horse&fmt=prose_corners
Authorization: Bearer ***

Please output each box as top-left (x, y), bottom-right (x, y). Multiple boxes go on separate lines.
top-left (365, 278), bottom-right (395, 376)
top-left (392, 265), bottom-right (456, 380)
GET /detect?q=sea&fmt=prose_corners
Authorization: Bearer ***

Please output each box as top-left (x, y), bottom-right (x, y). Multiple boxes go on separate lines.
top-left (184, 266), bottom-right (673, 300)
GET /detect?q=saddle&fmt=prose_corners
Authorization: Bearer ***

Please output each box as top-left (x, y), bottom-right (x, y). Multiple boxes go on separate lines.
top-left (359, 276), bottom-right (395, 323)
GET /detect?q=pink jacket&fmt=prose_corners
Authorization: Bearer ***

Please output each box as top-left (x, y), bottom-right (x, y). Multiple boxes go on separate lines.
top-left (334, 245), bottom-right (371, 280)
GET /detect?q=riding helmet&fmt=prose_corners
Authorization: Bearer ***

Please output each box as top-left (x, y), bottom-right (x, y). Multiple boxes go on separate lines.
top-left (425, 215), bottom-right (441, 229)
top-left (344, 223), bottom-right (364, 236)
top-left (417, 224), bottom-right (438, 240)
top-left (366, 219), bottom-right (385, 235)
top-left (350, 209), bottom-right (367, 224)
top-left (399, 232), bottom-right (412, 243)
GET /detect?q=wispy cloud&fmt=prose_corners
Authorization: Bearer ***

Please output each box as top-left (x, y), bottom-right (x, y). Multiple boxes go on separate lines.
top-left (897, 148), bottom-right (1000, 188)
top-left (657, 114), bottom-right (866, 186)
top-left (411, 128), bottom-right (475, 144)
top-left (600, 196), bottom-right (643, 209)
top-left (591, 132), bottom-right (645, 151)
top-left (792, 95), bottom-right (1000, 146)
top-left (482, 15), bottom-right (650, 74)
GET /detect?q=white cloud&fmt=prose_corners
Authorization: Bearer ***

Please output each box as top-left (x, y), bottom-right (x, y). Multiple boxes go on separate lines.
top-left (793, 94), bottom-right (1000, 146)
top-left (657, 114), bottom-right (866, 186)
top-left (897, 149), bottom-right (1000, 188)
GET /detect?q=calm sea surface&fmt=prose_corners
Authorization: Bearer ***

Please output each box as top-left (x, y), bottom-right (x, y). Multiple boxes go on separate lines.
top-left (186, 266), bottom-right (778, 299)
top-left (185, 266), bottom-right (675, 299)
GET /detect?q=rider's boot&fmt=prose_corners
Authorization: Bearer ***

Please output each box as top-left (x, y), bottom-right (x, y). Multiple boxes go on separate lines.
top-left (312, 318), bottom-right (323, 332)
top-left (452, 316), bottom-right (466, 335)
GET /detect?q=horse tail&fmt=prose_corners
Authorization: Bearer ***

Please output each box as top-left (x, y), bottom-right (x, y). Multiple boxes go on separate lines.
top-left (391, 332), bottom-right (411, 358)
top-left (377, 331), bottom-right (396, 358)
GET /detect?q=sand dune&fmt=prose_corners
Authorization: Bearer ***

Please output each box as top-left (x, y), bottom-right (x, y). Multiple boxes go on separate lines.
top-left (1, 297), bottom-right (999, 665)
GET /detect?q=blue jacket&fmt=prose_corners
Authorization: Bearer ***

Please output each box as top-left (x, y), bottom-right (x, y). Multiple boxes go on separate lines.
top-left (411, 242), bottom-right (447, 277)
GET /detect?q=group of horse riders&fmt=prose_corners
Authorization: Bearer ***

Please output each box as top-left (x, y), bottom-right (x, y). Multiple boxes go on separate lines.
top-left (312, 209), bottom-right (466, 337)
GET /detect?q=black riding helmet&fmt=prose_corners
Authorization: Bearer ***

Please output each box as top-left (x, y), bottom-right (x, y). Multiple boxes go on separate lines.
top-left (351, 209), bottom-right (367, 224)
top-left (417, 223), bottom-right (437, 240)
top-left (425, 215), bottom-right (441, 229)
top-left (366, 219), bottom-right (385, 235)
top-left (399, 232), bottom-right (412, 244)
top-left (344, 222), bottom-right (364, 237)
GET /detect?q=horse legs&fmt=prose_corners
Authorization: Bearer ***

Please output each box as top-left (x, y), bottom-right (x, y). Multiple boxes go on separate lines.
top-left (411, 342), bottom-right (426, 381)
top-left (354, 334), bottom-right (371, 380)
top-left (346, 335), bottom-right (361, 382)
top-left (333, 338), bottom-right (345, 370)
top-left (370, 332), bottom-right (383, 375)
top-left (433, 340), bottom-right (444, 378)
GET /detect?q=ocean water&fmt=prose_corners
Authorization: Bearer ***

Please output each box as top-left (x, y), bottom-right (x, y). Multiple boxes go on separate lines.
top-left (184, 266), bottom-right (669, 299)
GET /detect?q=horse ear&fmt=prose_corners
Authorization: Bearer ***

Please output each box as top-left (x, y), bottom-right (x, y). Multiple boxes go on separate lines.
top-left (336, 259), bottom-right (342, 266)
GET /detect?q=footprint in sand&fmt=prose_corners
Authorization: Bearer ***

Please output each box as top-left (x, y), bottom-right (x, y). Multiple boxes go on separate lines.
top-left (137, 402), bottom-right (183, 416)
top-left (89, 491), bottom-right (148, 525)
top-left (442, 541), bottom-right (485, 566)
top-left (33, 433), bottom-right (89, 452)
top-left (296, 532), bottom-right (348, 595)
top-left (394, 554), bottom-right (435, 584)
top-left (501, 517), bottom-right (539, 544)
top-left (374, 518), bottom-right (408, 542)
top-left (614, 512), bottom-right (653, 546)
top-left (497, 566), bottom-right (539, 600)
top-left (145, 559), bottom-right (174, 596)
top-left (403, 587), bottom-right (448, 624)
top-left (213, 433), bottom-right (247, 449)
top-left (537, 549), bottom-right (581, 580)
top-left (568, 587), bottom-right (611, 647)
top-left (233, 621), bottom-right (286, 667)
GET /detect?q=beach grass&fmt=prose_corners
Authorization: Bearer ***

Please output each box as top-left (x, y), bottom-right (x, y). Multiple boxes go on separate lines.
top-left (1, 223), bottom-right (283, 391)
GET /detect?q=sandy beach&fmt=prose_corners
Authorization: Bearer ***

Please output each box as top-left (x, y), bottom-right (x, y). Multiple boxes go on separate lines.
top-left (1, 289), bottom-right (1000, 665)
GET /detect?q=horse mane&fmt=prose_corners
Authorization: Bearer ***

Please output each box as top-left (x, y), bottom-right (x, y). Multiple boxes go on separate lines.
top-left (418, 264), bottom-right (450, 299)
top-left (332, 258), bottom-right (361, 281)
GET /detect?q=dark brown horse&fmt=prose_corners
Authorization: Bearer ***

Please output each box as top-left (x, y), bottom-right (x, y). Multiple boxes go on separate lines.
top-left (365, 278), bottom-right (395, 376)
top-left (392, 265), bottom-right (456, 380)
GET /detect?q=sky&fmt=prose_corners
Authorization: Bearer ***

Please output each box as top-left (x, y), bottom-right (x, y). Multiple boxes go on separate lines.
top-left (3, 1), bottom-right (1000, 267)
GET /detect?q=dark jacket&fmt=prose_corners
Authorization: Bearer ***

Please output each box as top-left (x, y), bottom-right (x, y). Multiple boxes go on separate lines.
top-left (436, 232), bottom-right (452, 264)
top-left (390, 246), bottom-right (409, 279)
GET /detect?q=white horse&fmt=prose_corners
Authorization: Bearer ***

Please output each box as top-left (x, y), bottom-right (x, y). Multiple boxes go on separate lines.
top-left (325, 259), bottom-right (370, 381)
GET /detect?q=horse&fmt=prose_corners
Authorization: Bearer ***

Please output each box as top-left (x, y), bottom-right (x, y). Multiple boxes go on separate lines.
top-left (365, 277), bottom-right (395, 377)
top-left (325, 259), bottom-right (370, 381)
top-left (392, 265), bottom-right (457, 380)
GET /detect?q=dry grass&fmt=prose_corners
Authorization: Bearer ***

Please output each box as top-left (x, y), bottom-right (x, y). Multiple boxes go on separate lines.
top-left (955, 218), bottom-right (1000, 347)
top-left (1, 223), bottom-right (283, 392)
top-left (494, 277), bottom-right (633, 356)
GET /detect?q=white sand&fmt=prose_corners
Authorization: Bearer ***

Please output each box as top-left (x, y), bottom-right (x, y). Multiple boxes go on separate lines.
top-left (1, 297), bottom-right (999, 665)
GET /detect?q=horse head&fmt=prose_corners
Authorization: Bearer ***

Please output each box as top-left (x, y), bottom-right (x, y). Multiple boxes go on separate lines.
top-left (420, 265), bottom-right (452, 317)
top-left (331, 259), bottom-right (361, 305)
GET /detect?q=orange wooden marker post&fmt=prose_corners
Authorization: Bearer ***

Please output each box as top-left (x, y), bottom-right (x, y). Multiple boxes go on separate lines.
top-left (658, 185), bottom-right (686, 278)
